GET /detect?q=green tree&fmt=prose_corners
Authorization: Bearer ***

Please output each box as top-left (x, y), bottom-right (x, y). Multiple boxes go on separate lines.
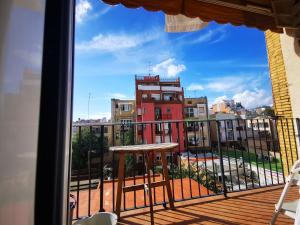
top-left (72, 127), bottom-right (108, 170)
top-left (122, 126), bottom-right (137, 176)
top-left (123, 125), bottom-right (135, 145)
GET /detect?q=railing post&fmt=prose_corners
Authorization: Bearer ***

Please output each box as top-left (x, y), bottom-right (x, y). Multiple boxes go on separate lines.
top-left (99, 125), bottom-right (105, 212)
top-left (216, 121), bottom-right (227, 197)
top-left (130, 123), bottom-right (135, 145)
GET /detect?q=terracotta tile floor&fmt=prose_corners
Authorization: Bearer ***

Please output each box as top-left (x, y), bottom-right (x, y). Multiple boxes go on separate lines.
top-left (72, 177), bottom-right (212, 217)
top-left (72, 179), bottom-right (298, 225)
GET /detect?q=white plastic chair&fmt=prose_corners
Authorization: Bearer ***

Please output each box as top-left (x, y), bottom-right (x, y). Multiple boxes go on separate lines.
top-left (270, 160), bottom-right (300, 225)
top-left (73, 212), bottom-right (117, 225)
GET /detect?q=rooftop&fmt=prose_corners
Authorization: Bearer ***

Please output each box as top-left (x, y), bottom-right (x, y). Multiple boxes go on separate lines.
top-left (135, 75), bottom-right (180, 83)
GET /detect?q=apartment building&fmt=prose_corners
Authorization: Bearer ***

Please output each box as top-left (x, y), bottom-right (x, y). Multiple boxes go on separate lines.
top-left (72, 119), bottom-right (113, 146)
top-left (245, 117), bottom-right (279, 158)
top-left (184, 97), bottom-right (210, 147)
top-left (111, 98), bottom-right (136, 145)
top-left (135, 75), bottom-right (185, 151)
top-left (111, 99), bottom-right (135, 123)
top-left (210, 113), bottom-right (279, 160)
top-left (209, 113), bottom-right (245, 144)
top-left (211, 99), bottom-right (246, 116)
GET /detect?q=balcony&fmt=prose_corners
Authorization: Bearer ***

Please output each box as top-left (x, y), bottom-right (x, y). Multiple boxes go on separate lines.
top-left (142, 97), bottom-right (182, 104)
top-left (117, 185), bottom-right (296, 224)
top-left (70, 118), bottom-right (300, 224)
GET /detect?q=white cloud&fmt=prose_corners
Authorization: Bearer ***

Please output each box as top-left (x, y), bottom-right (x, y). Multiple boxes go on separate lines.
top-left (93, 6), bottom-right (112, 18)
top-left (109, 93), bottom-right (130, 99)
top-left (187, 83), bottom-right (204, 91)
top-left (236, 63), bottom-right (269, 68)
top-left (212, 95), bottom-right (229, 105)
top-left (210, 89), bottom-right (272, 109)
top-left (187, 74), bottom-right (267, 94)
top-left (76, 0), bottom-right (92, 24)
top-left (152, 58), bottom-right (186, 78)
top-left (206, 79), bottom-right (241, 92)
top-left (233, 89), bottom-right (273, 109)
top-left (189, 25), bottom-right (228, 45)
top-left (76, 30), bottom-right (161, 52)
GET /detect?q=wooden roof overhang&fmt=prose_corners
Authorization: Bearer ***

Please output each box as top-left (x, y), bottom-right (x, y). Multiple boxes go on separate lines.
top-left (103, 0), bottom-right (300, 34)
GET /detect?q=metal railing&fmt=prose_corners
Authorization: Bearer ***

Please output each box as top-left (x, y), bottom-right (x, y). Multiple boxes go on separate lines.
top-left (70, 118), bottom-right (300, 220)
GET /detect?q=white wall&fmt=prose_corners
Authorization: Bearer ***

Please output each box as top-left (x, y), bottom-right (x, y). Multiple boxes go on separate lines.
top-left (280, 31), bottom-right (300, 118)
top-left (280, 30), bottom-right (300, 155)
top-left (0, 0), bottom-right (45, 225)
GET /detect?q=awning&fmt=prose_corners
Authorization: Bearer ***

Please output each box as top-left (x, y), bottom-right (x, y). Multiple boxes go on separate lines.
top-left (165, 14), bottom-right (208, 32)
top-left (103, 0), bottom-right (300, 34)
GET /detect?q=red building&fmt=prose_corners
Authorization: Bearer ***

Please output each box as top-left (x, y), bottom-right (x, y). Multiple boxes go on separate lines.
top-left (135, 75), bottom-right (185, 151)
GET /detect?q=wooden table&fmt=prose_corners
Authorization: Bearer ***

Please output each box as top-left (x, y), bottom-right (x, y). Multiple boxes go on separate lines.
top-left (110, 143), bottom-right (178, 225)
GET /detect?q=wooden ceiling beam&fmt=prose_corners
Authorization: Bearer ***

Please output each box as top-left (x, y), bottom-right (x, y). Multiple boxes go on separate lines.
top-left (196, 0), bottom-right (273, 16)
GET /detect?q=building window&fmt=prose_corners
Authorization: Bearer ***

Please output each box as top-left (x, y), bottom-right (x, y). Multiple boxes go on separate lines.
top-left (121, 104), bottom-right (131, 112)
top-left (163, 94), bottom-right (173, 101)
top-left (226, 121), bottom-right (233, 129)
top-left (120, 119), bottom-right (132, 129)
top-left (236, 126), bottom-right (243, 131)
top-left (120, 119), bottom-right (132, 124)
top-left (155, 123), bottom-right (162, 134)
top-left (227, 131), bottom-right (234, 140)
top-left (155, 107), bottom-right (162, 120)
top-left (185, 107), bottom-right (194, 117)
top-left (104, 127), bottom-right (108, 133)
top-left (198, 106), bottom-right (205, 113)
top-left (151, 94), bottom-right (160, 101)
top-left (142, 94), bottom-right (148, 99)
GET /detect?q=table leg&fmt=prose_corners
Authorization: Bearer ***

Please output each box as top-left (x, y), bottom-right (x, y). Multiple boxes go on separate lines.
top-left (161, 151), bottom-right (175, 209)
top-left (145, 152), bottom-right (154, 225)
top-left (116, 152), bottom-right (125, 219)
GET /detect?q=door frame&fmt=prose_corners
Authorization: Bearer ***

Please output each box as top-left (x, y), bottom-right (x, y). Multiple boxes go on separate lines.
top-left (34, 0), bottom-right (75, 224)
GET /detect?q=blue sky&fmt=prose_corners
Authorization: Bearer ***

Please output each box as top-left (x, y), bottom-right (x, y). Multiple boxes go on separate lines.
top-left (73, 0), bottom-right (273, 120)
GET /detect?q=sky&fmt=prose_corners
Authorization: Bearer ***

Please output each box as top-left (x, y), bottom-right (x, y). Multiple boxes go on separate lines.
top-left (73, 0), bottom-right (273, 121)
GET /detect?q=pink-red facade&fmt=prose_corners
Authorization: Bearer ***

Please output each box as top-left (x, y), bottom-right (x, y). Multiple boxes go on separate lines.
top-left (135, 75), bottom-right (185, 151)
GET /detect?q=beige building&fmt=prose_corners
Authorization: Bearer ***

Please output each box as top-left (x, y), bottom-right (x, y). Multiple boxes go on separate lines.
top-left (211, 100), bottom-right (235, 114)
top-left (184, 97), bottom-right (210, 147)
top-left (111, 98), bottom-right (136, 145)
top-left (111, 98), bottom-right (136, 123)
top-left (211, 99), bottom-right (246, 116)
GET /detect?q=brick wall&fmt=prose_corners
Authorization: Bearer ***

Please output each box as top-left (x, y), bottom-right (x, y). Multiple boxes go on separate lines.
top-left (265, 31), bottom-right (298, 175)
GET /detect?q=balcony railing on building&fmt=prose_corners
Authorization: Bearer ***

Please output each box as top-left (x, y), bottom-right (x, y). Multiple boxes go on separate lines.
top-left (70, 118), bottom-right (300, 220)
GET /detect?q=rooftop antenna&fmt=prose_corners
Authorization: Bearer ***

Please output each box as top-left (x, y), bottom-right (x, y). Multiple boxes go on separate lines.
top-left (88, 92), bottom-right (91, 120)
top-left (148, 61), bottom-right (153, 75)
